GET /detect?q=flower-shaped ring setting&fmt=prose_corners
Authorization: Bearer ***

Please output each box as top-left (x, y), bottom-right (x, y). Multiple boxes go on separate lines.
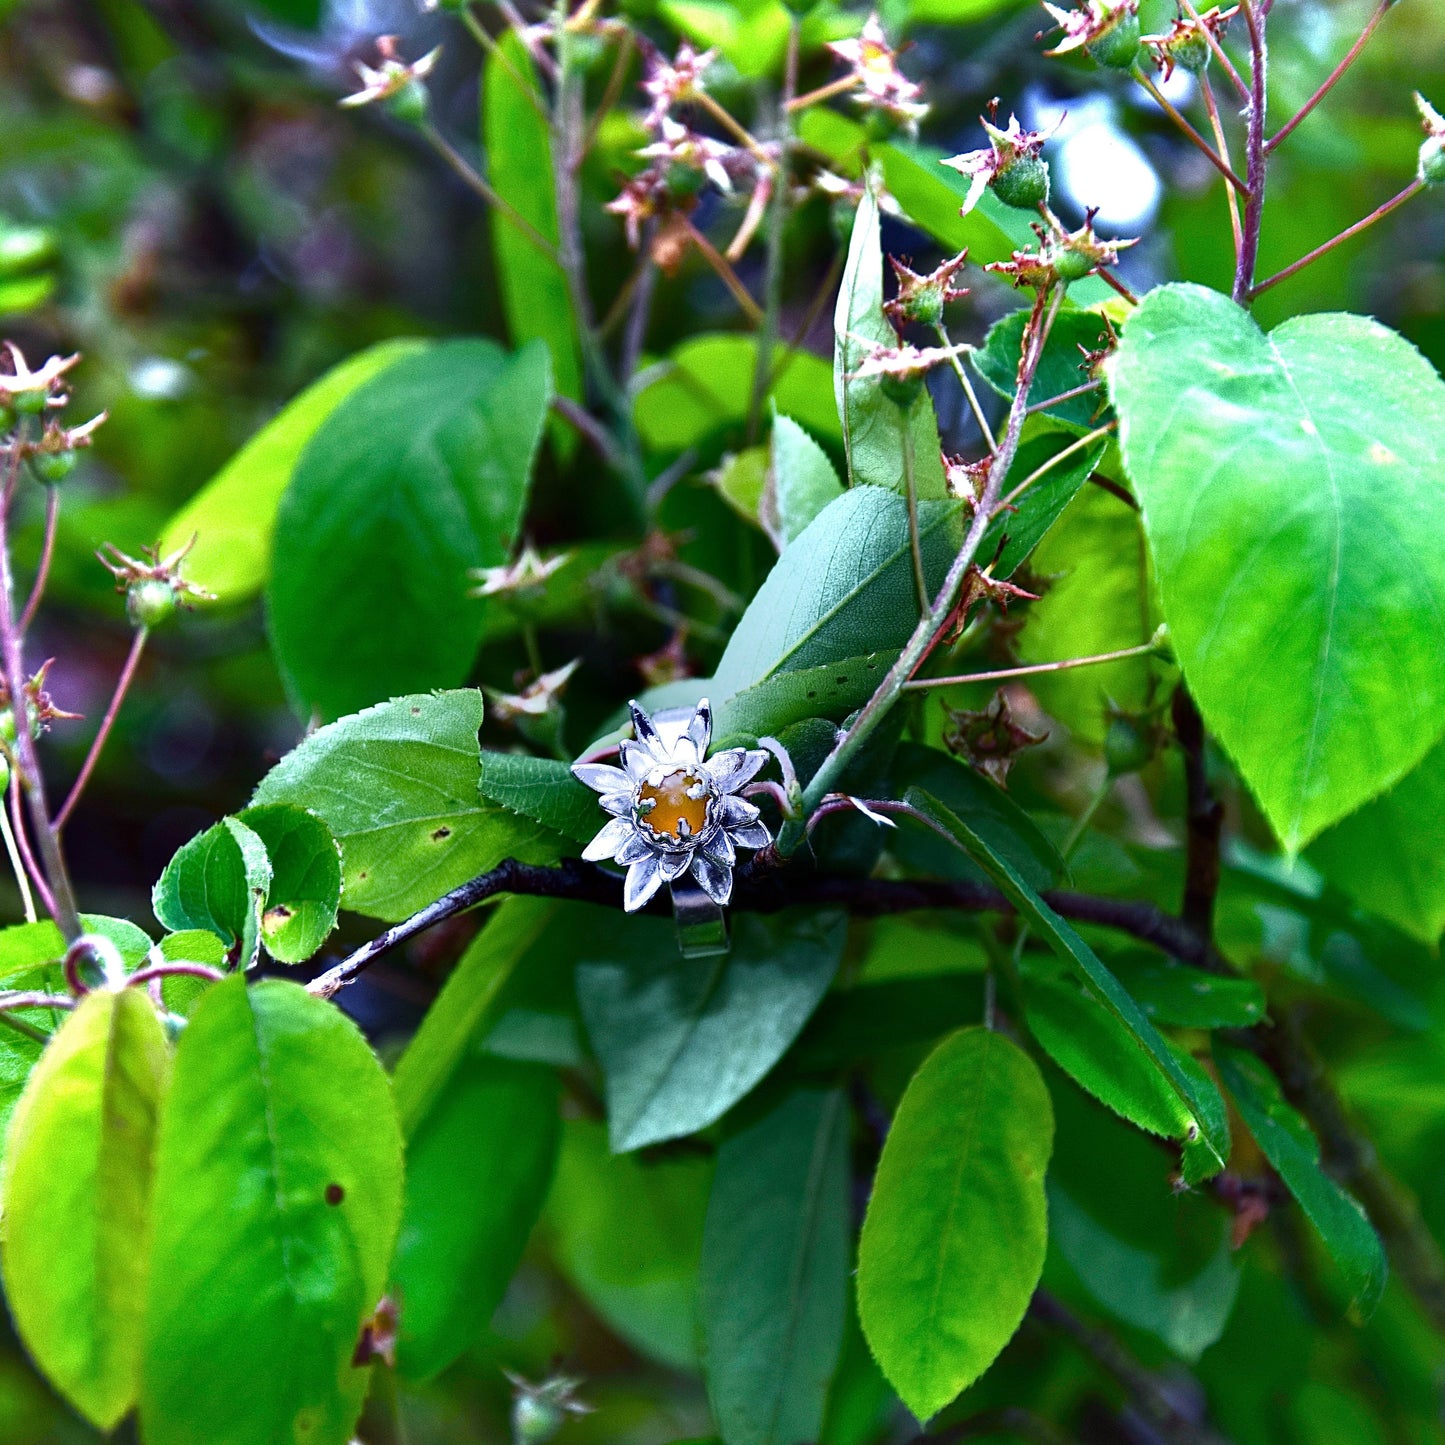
top-left (572, 699), bottom-right (771, 912)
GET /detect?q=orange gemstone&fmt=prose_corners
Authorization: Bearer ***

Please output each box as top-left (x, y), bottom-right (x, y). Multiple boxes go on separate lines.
top-left (638, 769), bottom-right (709, 840)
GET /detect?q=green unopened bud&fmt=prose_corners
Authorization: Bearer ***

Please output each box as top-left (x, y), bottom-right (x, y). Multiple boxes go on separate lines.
top-left (880, 369), bottom-right (926, 409)
top-left (512, 1395), bottom-right (566, 1445)
top-left (1104, 715), bottom-right (1154, 776)
top-left (0, 226), bottom-right (57, 279)
top-left (386, 77), bottom-right (429, 126)
top-left (127, 577), bottom-right (178, 629)
top-left (1052, 246), bottom-right (1095, 283)
top-left (1421, 135), bottom-right (1445, 187)
top-left (13, 389), bottom-right (48, 416)
top-left (992, 154), bottom-right (1050, 211)
top-left (32, 449), bottom-right (77, 484)
top-left (1173, 29), bottom-right (1212, 74)
top-left (0, 403), bottom-right (14, 434)
top-left (1088, 10), bottom-right (1141, 70)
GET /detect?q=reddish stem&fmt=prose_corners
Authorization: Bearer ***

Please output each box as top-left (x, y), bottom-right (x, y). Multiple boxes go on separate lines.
top-left (6, 778), bottom-right (55, 919)
top-left (1232, 0), bottom-right (1269, 305)
top-left (55, 627), bottom-right (147, 831)
top-left (18, 487), bottom-right (59, 635)
top-left (126, 961), bottom-right (227, 988)
top-left (1266, 0), bottom-right (1390, 152)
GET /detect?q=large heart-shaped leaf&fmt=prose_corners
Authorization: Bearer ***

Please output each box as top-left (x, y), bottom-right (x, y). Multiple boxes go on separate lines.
top-left (1110, 283), bottom-right (1445, 849)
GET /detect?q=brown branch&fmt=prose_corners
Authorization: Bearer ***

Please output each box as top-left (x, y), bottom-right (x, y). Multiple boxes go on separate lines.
top-left (1172, 686), bottom-right (1224, 940)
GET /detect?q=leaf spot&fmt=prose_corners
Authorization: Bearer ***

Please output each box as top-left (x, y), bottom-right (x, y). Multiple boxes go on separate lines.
top-left (1368, 441), bottom-right (1398, 466)
top-left (325, 1183), bottom-right (345, 1205)
top-left (431, 826), bottom-right (452, 841)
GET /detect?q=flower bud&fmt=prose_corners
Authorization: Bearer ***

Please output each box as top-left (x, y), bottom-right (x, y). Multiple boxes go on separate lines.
top-left (1088, 9), bottom-right (1141, 69)
top-left (512, 1394), bottom-right (567, 1445)
top-left (385, 77), bottom-right (429, 126)
top-left (31, 448), bottom-right (77, 484)
top-left (1172, 28), bottom-right (1212, 74)
top-left (991, 153), bottom-right (1050, 210)
top-left (1052, 246), bottom-right (1095, 283)
top-left (1421, 135), bottom-right (1445, 188)
top-left (127, 577), bottom-right (178, 630)
top-left (13, 388), bottom-right (48, 416)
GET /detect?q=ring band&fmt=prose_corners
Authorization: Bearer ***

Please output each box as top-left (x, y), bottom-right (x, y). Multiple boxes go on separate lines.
top-left (670, 881), bottom-right (730, 959)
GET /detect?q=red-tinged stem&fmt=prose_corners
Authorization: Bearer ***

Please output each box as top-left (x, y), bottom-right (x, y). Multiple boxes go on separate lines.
top-left (1177, 0), bottom-right (1250, 102)
top-left (1267, 0), bottom-right (1391, 152)
top-left (1200, 74), bottom-right (1244, 266)
top-left (680, 217), bottom-right (764, 324)
top-left (18, 487), bottom-right (59, 635)
top-left (54, 627), bottom-right (147, 832)
top-left (8, 778), bottom-right (56, 921)
top-left (1135, 69), bottom-right (1252, 195)
top-left (1025, 377), bottom-right (1101, 417)
top-left (1233, 0), bottom-right (1269, 305)
top-left (1251, 180), bottom-right (1425, 297)
top-left (126, 961), bottom-right (226, 988)
top-left (1096, 268), bottom-right (1140, 306)
top-left (902, 640), bottom-right (1157, 692)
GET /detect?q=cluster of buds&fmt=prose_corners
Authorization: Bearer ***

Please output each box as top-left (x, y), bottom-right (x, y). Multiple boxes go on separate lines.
top-left (1141, 6), bottom-right (1237, 80)
top-left (1041, 0), bottom-right (1142, 71)
top-left (1418, 93), bottom-right (1445, 188)
top-left (988, 209), bottom-right (1135, 290)
top-left (942, 112), bottom-right (1055, 217)
top-left (609, 42), bottom-right (774, 262)
top-left (943, 691), bottom-right (1048, 786)
top-left (97, 538), bottom-right (214, 630)
top-left (883, 252), bottom-right (969, 331)
top-left (339, 35), bottom-right (439, 126)
top-left (505, 1369), bottom-right (592, 1445)
top-left (824, 15), bottom-right (928, 136)
top-left (0, 661), bottom-right (80, 751)
top-left (1, 343), bottom-right (107, 482)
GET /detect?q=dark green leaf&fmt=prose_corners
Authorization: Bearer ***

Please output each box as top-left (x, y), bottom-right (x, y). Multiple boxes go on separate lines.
top-left (476, 751), bottom-right (599, 846)
top-left (392, 1055), bottom-right (559, 1380)
top-left (712, 653), bottom-right (893, 747)
top-left (906, 787), bottom-right (1229, 1172)
top-left (484, 34), bottom-right (582, 424)
top-left (712, 488), bottom-right (962, 700)
top-left (237, 803), bottom-right (341, 964)
top-left (252, 691), bottom-right (562, 921)
top-left (152, 816), bottom-right (271, 968)
top-left (576, 909), bottom-right (845, 1152)
top-left (984, 429), bottom-right (1110, 578)
top-left (267, 340), bottom-right (552, 719)
top-left (857, 1027), bottom-right (1052, 1420)
top-left (1106, 950), bottom-right (1267, 1029)
top-left (547, 1118), bottom-right (710, 1369)
top-left (159, 340), bottom-right (426, 603)
top-left (833, 182), bottom-right (947, 499)
top-left (974, 306), bottom-right (1112, 429)
top-left (1, 989), bottom-right (170, 1430)
top-left (1214, 1044), bottom-right (1386, 1316)
top-left (794, 974), bottom-right (986, 1071)
top-left (1110, 282), bottom-right (1445, 849)
top-left (141, 977), bottom-right (403, 1445)
top-left (700, 1088), bottom-right (850, 1445)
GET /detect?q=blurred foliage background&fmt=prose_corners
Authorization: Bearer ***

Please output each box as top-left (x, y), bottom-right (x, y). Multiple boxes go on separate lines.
top-left (1, 0), bottom-right (1444, 1440)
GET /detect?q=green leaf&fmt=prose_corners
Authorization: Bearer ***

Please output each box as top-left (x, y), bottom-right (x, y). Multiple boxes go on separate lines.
top-left (1214, 1044), bottom-right (1386, 1316)
top-left (392, 1055), bottom-right (559, 1380)
top-left (477, 750), bottom-right (599, 846)
top-left (856, 1027), bottom-right (1052, 1420)
top-left (712, 487), bottom-right (962, 700)
top-left (159, 340), bottom-right (425, 603)
top-left (576, 909), bottom-right (845, 1152)
top-left (1307, 738), bottom-right (1445, 944)
top-left (237, 803), bottom-right (342, 964)
top-left (905, 0), bottom-right (1026, 24)
top-left (0, 915), bottom-right (153, 979)
top-left (152, 816), bottom-right (271, 968)
top-left (393, 896), bottom-right (556, 1135)
top-left (906, 787), bottom-right (1229, 1172)
top-left (547, 1118), bottom-right (711, 1369)
top-left (974, 306), bottom-right (1112, 430)
top-left (715, 446), bottom-right (771, 529)
top-left (1110, 282), bottom-right (1445, 849)
top-left (833, 182), bottom-right (946, 499)
top-left (1024, 974), bottom-right (1192, 1139)
top-left (1, 989), bottom-right (170, 1430)
top-left (983, 428), bottom-right (1110, 578)
top-left (794, 974), bottom-right (986, 1071)
top-left (484, 35), bottom-right (582, 423)
top-left (1014, 479), bottom-right (1159, 742)
top-left (141, 977), bottom-right (403, 1445)
top-left (763, 413), bottom-right (844, 549)
top-left (1106, 950), bottom-right (1266, 1029)
top-left (267, 339), bottom-right (552, 719)
top-left (635, 335), bottom-right (840, 453)
top-left (252, 691), bottom-right (562, 922)
top-left (700, 1088), bottom-right (850, 1445)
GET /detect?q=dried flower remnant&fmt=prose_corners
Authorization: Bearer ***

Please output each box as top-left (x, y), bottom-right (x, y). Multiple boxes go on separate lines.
top-left (943, 691), bottom-right (1048, 785)
top-left (97, 537), bottom-right (215, 629)
top-left (641, 41), bottom-right (718, 127)
top-left (825, 15), bottom-right (929, 134)
top-left (470, 544), bottom-right (572, 601)
top-left (506, 1370), bottom-right (594, 1445)
top-left (339, 35), bottom-right (439, 122)
top-left (573, 698), bottom-right (771, 910)
top-left (1417, 93), bottom-right (1445, 187)
top-left (941, 113), bottom-right (1055, 216)
top-left (884, 253), bottom-right (970, 332)
top-left (1141, 6), bottom-right (1237, 80)
top-left (486, 659), bottom-right (581, 725)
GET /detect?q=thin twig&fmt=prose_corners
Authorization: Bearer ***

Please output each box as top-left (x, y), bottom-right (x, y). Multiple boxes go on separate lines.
top-left (18, 487), bottom-right (58, 635)
top-left (0, 789), bottom-right (35, 922)
top-left (578, 28), bottom-right (635, 163)
top-left (126, 961), bottom-right (226, 988)
top-left (1267, 0), bottom-right (1390, 152)
top-left (6, 776), bottom-right (54, 921)
top-left (55, 627), bottom-right (147, 831)
top-left (1233, 0), bottom-right (1269, 303)
top-left (680, 217), bottom-right (764, 323)
top-left (496, 0), bottom-right (556, 80)
top-left (1200, 74), bottom-right (1244, 265)
top-left (1177, 0), bottom-right (1250, 101)
top-left (940, 334), bottom-right (999, 454)
top-left (786, 75), bottom-right (857, 113)
top-left (902, 422), bottom-right (928, 614)
top-left (994, 421), bottom-right (1116, 511)
top-left (422, 123), bottom-right (559, 261)
top-left (1135, 69), bottom-right (1252, 194)
top-left (1251, 180), bottom-right (1425, 297)
top-left (1024, 377), bottom-right (1100, 417)
top-left (902, 640), bottom-right (1157, 692)
top-left (460, 3), bottom-right (549, 121)
top-left (551, 395), bottom-right (624, 467)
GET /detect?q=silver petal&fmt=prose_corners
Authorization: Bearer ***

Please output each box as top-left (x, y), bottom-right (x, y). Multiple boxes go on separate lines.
top-left (685, 698), bottom-right (712, 759)
top-left (572, 761), bottom-right (632, 796)
top-left (727, 818), bottom-right (773, 851)
top-left (660, 850), bottom-right (693, 881)
top-left (619, 739), bottom-right (656, 782)
top-left (702, 828), bottom-right (735, 866)
top-left (599, 790), bottom-right (633, 816)
top-left (628, 700), bottom-right (664, 750)
top-left (717, 793), bottom-right (761, 827)
top-left (581, 816), bottom-right (633, 863)
top-left (624, 853), bottom-right (665, 911)
top-left (690, 850), bottom-right (733, 905)
top-left (616, 832), bottom-right (655, 865)
top-left (706, 748), bottom-right (768, 793)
